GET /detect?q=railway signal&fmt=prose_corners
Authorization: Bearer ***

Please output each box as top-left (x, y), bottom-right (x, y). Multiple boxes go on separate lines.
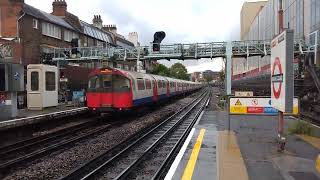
top-left (152, 31), bottom-right (166, 52)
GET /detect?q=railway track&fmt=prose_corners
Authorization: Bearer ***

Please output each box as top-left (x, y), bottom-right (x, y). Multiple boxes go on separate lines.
top-left (61, 90), bottom-right (209, 180)
top-left (0, 116), bottom-right (112, 174)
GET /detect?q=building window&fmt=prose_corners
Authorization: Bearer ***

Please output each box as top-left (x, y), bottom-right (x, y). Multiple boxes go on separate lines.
top-left (31, 71), bottom-right (39, 91)
top-left (124, 65), bottom-right (129, 71)
top-left (117, 64), bottom-right (123, 69)
top-left (45, 72), bottom-right (56, 91)
top-left (64, 30), bottom-right (79, 42)
top-left (33, 19), bottom-right (38, 29)
top-left (42, 22), bottom-right (61, 39)
top-left (97, 40), bottom-right (103, 47)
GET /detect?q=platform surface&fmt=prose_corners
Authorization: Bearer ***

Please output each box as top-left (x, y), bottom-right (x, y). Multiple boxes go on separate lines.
top-left (0, 104), bottom-right (87, 130)
top-left (165, 92), bottom-right (320, 180)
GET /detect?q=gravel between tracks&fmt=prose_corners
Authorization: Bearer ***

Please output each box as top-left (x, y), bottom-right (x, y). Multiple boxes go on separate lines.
top-left (3, 94), bottom-right (198, 180)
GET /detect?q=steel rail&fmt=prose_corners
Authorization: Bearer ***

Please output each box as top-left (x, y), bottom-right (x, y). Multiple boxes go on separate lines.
top-left (115, 93), bottom-right (209, 179)
top-left (0, 121), bottom-right (111, 172)
top-left (60, 90), bottom-right (207, 180)
top-left (0, 118), bottom-right (100, 156)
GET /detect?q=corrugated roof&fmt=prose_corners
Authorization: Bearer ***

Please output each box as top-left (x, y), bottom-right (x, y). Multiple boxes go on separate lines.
top-left (80, 20), bottom-right (113, 44)
top-left (23, 4), bottom-right (75, 31)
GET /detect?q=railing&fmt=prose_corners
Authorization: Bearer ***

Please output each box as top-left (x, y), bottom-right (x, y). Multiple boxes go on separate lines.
top-left (50, 39), bottom-right (310, 62)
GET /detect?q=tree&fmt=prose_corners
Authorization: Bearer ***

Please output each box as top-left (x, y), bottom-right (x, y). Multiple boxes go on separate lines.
top-left (219, 69), bottom-right (225, 82)
top-left (169, 63), bottom-right (189, 80)
top-left (151, 64), bottom-right (170, 76)
top-left (203, 74), bottom-right (213, 82)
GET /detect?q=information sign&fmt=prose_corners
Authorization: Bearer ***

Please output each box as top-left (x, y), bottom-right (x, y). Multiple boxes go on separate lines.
top-left (229, 97), bottom-right (299, 115)
top-left (270, 30), bottom-right (294, 112)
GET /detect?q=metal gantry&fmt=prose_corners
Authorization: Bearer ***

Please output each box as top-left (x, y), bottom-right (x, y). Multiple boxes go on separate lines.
top-left (51, 40), bottom-right (308, 62)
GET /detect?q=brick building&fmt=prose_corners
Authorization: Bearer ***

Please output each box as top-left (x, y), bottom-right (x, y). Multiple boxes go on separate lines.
top-left (0, 0), bottom-right (138, 88)
top-left (0, 0), bottom-right (142, 106)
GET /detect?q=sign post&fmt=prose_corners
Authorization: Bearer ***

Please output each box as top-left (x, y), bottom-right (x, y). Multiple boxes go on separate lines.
top-left (270, 29), bottom-right (294, 152)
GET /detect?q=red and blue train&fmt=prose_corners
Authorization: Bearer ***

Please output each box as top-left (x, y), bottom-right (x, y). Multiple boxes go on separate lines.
top-left (86, 67), bottom-right (203, 112)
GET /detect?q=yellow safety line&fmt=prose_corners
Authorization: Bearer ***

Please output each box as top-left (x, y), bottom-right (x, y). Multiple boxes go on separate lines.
top-left (297, 134), bottom-right (320, 149)
top-left (296, 134), bottom-right (320, 173)
top-left (218, 130), bottom-right (248, 180)
top-left (181, 129), bottom-right (206, 180)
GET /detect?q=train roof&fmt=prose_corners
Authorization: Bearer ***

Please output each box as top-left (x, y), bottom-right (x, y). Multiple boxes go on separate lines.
top-left (91, 67), bottom-right (201, 84)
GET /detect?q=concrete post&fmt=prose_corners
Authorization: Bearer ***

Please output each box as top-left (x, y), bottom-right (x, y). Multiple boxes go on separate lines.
top-left (226, 41), bottom-right (232, 95)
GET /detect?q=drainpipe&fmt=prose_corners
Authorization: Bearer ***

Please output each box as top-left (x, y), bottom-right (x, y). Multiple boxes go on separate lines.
top-left (16, 11), bottom-right (25, 64)
top-left (16, 11), bottom-right (25, 43)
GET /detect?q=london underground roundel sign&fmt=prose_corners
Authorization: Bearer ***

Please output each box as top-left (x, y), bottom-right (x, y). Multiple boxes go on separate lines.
top-left (270, 30), bottom-right (294, 113)
top-left (271, 57), bottom-right (283, 99)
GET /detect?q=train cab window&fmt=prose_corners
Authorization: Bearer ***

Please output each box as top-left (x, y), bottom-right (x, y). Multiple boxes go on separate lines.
top-left (88, 76), bottom-right (100, 89)
top-left (45, 72), bottom-right (56, 91)
top-left (162, 80), bottom-right (165, 88)
top-left (31, 71), bottom-right (39, 91)
top-left (102, 75), bottom-right (112, 88)
top-left (137, 79), bottom-right (145, 90)
top-left (113, 75), bottom-right (130, 90)
top-left (145, 79), bottom-right (151, 89)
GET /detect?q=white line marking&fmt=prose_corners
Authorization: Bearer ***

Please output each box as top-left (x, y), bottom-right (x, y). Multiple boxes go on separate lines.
top-left (216, 132), bottom-right (220, 180)
top-left (195, 111), bottom-right (205, 125)
top-left (164, 128), bottom-right (196, 180)
top-left (290, 116), bottom-right (320, 129)
top-left (0, 107), bottom-right (88, 125)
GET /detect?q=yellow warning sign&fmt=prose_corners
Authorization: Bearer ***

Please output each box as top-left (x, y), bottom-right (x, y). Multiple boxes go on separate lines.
top-left (230, 106), bottom-right (247, 114)
top-left (235, 99), bottom-right (242, 106)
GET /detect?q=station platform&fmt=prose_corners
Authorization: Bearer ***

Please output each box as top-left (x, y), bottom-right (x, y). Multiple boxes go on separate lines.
top-left (0, 104), bottom-right (88, 131)
top-left (165, 99), bottom-right (320, 180)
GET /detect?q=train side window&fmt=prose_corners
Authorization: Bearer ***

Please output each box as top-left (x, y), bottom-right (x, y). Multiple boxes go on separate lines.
top-left (45, 71), bottom-right (56, 91)
top-left (113, 75), bottom-right (130, 90)
top-left (157, 80), bottom-right (162, 88)
top-left (137, 79), bottom-right (145, 90)
top-left (31, 71), bottom-right (39, 91)
top-left (152, 80), bottom-right (155, 88)
top-left (145, 79), bottom-right (151, 89)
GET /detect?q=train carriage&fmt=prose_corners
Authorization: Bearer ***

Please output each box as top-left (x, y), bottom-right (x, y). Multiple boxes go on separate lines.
top-left (86, 67), bottom-right (203, 112)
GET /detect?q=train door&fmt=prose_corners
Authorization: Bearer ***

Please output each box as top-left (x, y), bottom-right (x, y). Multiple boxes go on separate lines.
top-left (166, 80), bottom-right (170, 97)
top-left (112, 74), bottom-right (132, 108)
top-left (87, 75), bottom-right (102, 108)
top-left (152, 79), bottom-right (158, 102)
top-left (27, 68), bottom-right (42, 109)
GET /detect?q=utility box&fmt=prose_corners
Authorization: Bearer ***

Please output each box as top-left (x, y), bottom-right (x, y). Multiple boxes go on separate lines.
top-left (0, 63), bottom-right (24, 121)
top-left (27, 64), bottom-right (58, 110)
top-left (0, 63), bottom-right (24, 92)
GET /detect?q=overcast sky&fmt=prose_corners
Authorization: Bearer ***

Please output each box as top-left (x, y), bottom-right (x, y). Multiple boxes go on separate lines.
top-left (25, 0), bottom-right (259, 73)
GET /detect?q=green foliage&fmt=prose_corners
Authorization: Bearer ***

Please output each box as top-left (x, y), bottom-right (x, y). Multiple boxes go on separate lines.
top-left (169, 63), bottom-right (189, 80)
top-left (288, 120), bottom-right (314, 135)
top-left (219, 69), bottom-right (225, 81)
top-left (203, 74), bottom-right (213, 82)
top-left (151, 63), bottom-right (189, 80)
top-left (151, 64), bottom-right (170, 77)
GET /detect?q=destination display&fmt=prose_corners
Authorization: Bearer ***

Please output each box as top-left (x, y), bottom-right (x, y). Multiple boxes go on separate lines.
top-left (229, 97), bottom-right (299, 115)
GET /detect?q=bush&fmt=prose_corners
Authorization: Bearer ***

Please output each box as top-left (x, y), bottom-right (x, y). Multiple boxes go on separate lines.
top-left (288, 120), bottom-right (314, 135)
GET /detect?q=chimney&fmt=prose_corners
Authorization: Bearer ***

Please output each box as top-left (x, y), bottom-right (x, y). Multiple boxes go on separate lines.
top-left (128, 32), bottom-right (139, 47)
top-left (52, 0), bottom-right (67, 17)
top-left (92, 15), bottom-right (103, 29)
top-left (103, 24), bottom-right (117, 34)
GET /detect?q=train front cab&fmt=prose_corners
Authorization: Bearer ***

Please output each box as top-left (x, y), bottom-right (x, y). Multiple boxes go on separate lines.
top-left (87, 69), bottom-right (132, 112)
